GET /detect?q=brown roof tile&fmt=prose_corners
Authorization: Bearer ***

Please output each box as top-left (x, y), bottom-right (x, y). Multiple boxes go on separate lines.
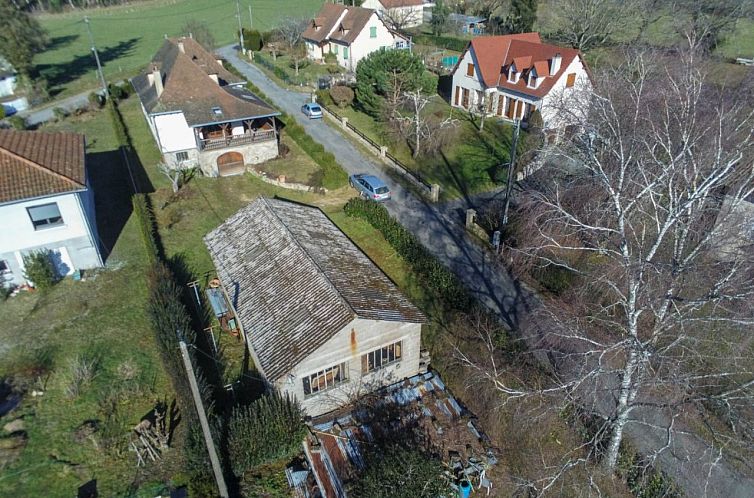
top-left (303, 4), bottom-right (378, 45)
top-left (465, 33), bottom-right (586, 99)
top-left (132, 38), bottom-right (278, 126)
top-left (0, 130), bottom-right (86, 204)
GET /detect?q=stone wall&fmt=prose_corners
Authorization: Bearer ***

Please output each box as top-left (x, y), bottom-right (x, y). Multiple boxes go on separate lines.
top-left (195, 139), bottom-right (279, 177)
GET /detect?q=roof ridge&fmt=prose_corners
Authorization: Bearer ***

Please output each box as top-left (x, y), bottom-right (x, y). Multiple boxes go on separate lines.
top-left (0, 141), bottom-right (84, 189)
top-left (262, 198), bottom-right (357, 318)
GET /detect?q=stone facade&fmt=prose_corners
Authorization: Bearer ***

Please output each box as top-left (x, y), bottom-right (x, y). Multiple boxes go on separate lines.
top-left (168, 138), bottom-right (279, 177)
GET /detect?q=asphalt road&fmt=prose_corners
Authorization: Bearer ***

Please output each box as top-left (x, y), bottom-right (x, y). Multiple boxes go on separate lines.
top-left (218, 46), bottom-right (754, 498)
top-left (19, 91), bottom-right (92, 127)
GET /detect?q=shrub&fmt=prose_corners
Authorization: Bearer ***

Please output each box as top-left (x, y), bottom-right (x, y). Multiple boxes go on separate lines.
top-left (108, 100), bottom-right (129, 147)
top-left (52, 107), bottom-right (68, 121)
top-left (243, 28), bottom-right (263, 51)
top-left (8, 115), bottom-right (26, 130)
top-left (344, 198), bottom-right (471, 309)
top-left (22, 250), bottom-right (58, 290)
top-left (351, 445), bottom-right (451, 497)
top-left (0, 105), bottom-right (5, 120)
top-left (107, 82), bottom-right (131, 102)
top-left (323, 52), bottom-right (337, 64)
top-left (315, 88), bottom-right (333, 106)
top-left (228, 392), bottom-right (307, 475)
top-left (88, 92), bottom-right (104, 110)
top-left (329, 85), bottom-right (354, 108)
top-left (132, 194), bottom-right (160, 263)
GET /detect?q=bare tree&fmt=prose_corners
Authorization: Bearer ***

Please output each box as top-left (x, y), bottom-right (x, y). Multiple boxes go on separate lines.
top-left (397, 90), bottom-right (459, 158)
top-left (543, 0), bottom-right (631, 51)
top-left (158, 162), bottom-right (195, 194)
top-left (275, 18), bottom-right (309, 76)
top-left (381, 7), bottom-right (421, 32)
top-left (456, 42), bottom-right (754, 494)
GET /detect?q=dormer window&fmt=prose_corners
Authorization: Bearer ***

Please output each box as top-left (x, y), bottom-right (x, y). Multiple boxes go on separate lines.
top-left (212, 106), bottom-right (222, 116)
top-left (508, 65), bottom-right (519, 83)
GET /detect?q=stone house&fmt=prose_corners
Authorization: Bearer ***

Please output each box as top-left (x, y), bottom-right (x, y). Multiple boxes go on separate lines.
top-left (0, 130), bottom-right (102, 287)
top-left (132, 37), bottom-right (280, 177)
top-left (204, 198), bottom-right (427, 417)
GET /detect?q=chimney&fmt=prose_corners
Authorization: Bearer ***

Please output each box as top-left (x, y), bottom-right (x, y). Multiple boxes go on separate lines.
top-left (209, 73), bottom-right (219, 85)
top-left (215, 59), bottom-right (224, 67)
top-left (178, 40), bottom-right (185, 53)
top-left (152, 66), bottom-right (163, 97)
top-left (550, 53), bottom-right (562, 76)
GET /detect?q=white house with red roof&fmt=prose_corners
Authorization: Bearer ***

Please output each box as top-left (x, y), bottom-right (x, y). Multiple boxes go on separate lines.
top-left (450, 33), bottom-right (592, 129)
top-left (361, 0), bottom-right (427, 28)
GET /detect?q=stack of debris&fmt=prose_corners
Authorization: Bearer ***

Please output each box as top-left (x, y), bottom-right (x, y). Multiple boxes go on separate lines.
top-left (289, 371), bottom-right (498, 497)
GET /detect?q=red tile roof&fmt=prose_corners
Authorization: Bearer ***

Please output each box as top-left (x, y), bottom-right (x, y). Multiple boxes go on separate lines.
top-left (465, 33), bottom-right (586, 99)
top-left (0, 130), bottom-right (86, 204)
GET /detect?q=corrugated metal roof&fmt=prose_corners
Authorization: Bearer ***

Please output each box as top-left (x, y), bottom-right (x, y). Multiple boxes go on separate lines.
top-left (204, 198), bottom-right (426, 381)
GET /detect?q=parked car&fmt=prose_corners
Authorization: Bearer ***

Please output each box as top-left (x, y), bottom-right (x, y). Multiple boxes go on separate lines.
top-left (301, 103), bottom-right (322, 119)
top-left (349, 173), bottom-right (391, 201)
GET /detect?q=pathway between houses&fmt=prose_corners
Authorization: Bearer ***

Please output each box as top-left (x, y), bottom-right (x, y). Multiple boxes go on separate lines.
top-left (218, 45), bottom-right (754, 498)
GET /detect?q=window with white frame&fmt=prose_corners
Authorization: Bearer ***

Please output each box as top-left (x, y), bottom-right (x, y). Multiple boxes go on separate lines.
top-left (0, 260), bottom-right (11, 274)
top-left (176, 151), bottom-right (189, 163)
top-left (27, 203), bottom-right (64, 230)
top-left (361, 341), bottom-right (402, 373)
top-left (303, 362), bottom-right (348, 396)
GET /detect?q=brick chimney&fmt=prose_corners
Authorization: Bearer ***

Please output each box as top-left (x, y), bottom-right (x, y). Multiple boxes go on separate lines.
top-left (152, 66), bottom-right (163, 97)
top-left (550, 53), bottom-right (562, 76)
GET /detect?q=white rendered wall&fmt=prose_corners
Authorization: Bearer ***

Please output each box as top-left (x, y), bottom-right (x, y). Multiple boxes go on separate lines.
top-left (361, 1), bottom-right (424, 27)
top-left (153, 112), bottom-right (196, 153)
top-left (275, 317), bottom-right (423, 417)
top-left (451, 46), bottom-right (485, 109)
top-left (539, 56), bottom-right (592, 129)
top-left (348, 12), bottom-right (396, 72)
top-left (0, 191), bottom-right (101, 285)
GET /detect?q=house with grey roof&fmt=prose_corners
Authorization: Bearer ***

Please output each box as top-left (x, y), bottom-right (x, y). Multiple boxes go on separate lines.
top-left (132, 37), bottom-right (280, 177)
top-left (204, 198), bottom-right (427, 416)
top-left (303, 3), bottom-right (409, 73)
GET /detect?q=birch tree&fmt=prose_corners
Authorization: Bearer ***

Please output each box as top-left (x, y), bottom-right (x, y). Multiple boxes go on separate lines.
top-left (275, 18), bottom-right (308, 76)
top-left (456, 42), bottom-right (754, 493)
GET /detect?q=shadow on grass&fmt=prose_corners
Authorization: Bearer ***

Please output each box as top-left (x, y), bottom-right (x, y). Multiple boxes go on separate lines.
top-left (38, 38), bottom-right (140, 96)
top-left (47, 34), bottom-right (80, 52)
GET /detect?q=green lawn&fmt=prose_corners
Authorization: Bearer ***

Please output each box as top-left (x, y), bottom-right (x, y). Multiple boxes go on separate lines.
top-left (34, 0), bottom-right (324, 98)
top-left (0, 106), bottom-right (183, 497)
top-left (255, 52), bottom-right (339, 89)
top-left (334, 102), bottom-right (512, 200)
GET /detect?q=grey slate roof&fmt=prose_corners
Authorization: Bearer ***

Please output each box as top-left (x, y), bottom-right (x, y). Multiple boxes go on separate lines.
top-left (204, 198), bottom-right (426, 381)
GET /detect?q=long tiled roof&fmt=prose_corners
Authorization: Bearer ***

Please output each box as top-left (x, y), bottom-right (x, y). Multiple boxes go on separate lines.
top-left (204, 198), bottom-right (426, 381)
top-left (132, 38), bottom-right (278, 126)
top-left (464, 33), bottom-right (586, 98)
top-left (0, 130), bottom-right (86, 204)
top-left (304, 4), bottom-right (376, 45)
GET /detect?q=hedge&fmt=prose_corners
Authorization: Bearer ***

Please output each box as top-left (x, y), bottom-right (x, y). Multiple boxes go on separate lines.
top-left (412, 33), bottom-right (469, 53)
top-left (344, 198), bottom-right (471, 310)
top-left (132, 194), bottom-right (160, 264)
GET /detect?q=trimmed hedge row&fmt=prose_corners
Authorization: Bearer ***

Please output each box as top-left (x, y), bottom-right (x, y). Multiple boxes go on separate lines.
top-left (132, 195), bottom-right (159, 264)
top-left (224, 60), bottom-right (348, 190)
top-left (344, 198), bottom-right (471, 310)
top-left (412, 33), bottom-right (469, 53)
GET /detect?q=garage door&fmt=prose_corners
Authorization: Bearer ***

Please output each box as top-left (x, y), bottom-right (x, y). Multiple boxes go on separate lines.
top-left (217, 151), bottom-right (245, 177)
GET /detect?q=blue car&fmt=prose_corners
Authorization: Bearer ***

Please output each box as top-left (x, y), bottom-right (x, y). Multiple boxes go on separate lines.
top-left (349, 174), bottom-right (391, 201)
top-left (301, 102), bottom-right (323, 119)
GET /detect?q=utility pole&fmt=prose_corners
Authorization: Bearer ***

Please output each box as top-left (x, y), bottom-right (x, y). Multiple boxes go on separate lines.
top-left (248, 3), bottom-right (253, 30)
top-left (236, 0), bottom-right (245, 54)
top-left (83, 17), bottom-right (109, 100)
top-left (179, 340), bottom-right (229, 498)
top-left (501, 118), bottom-right (521, 226)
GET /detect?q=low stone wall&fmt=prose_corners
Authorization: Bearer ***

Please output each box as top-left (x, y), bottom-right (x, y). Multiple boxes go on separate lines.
top-left (248, 169), bottom-right (326, 194)
top-left (197, 139), bottom-right (279, 177)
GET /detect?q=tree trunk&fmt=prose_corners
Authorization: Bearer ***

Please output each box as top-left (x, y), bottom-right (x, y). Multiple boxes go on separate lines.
top-left (604, 347), bottom-right (640, 469)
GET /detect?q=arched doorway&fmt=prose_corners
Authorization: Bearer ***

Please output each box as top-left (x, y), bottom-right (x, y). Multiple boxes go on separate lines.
top-left (217, 151), bottom-right (245, 176)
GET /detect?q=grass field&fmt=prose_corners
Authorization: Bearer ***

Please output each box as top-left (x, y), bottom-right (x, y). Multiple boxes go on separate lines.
top-left (34, 0), bottom-right (324, 98)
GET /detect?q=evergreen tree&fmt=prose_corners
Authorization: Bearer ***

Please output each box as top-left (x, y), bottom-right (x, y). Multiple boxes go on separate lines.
top-left (505, 0), bottom-right (538, 34)
top-left (0, 2), bottom-right (47, 77)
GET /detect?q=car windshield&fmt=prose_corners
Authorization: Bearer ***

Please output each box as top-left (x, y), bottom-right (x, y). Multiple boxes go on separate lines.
top-left (375, 186), bottom-right (389, 194)
top-left (310, 105), bottom-right (321, 111)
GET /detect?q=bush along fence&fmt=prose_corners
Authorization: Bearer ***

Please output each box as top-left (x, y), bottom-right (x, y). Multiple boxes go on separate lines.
top-left (315, 99), bottom-right (441, 202)
top-left (344, 198), bottom-right (470, 310)
top-left (223, 61), bottom-right (349, 190)
top-left (131, 194), bottom-right (226, 497)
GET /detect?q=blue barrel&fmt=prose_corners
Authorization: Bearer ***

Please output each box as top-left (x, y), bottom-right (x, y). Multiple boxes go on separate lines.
top-left (459, 479), bottom-right (472, 498)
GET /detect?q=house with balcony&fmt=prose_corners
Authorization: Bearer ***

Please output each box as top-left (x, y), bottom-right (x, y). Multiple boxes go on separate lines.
top-left (132, 37), bottom-right (280, 177)
top-left (450, 32), bottom-right (592, 129)
top-left (0, 130), bottom-right (102, 288)
top-left (204, 198), bottom-right (427, 417)
top-left (303, 3), bottom-right (409, 73)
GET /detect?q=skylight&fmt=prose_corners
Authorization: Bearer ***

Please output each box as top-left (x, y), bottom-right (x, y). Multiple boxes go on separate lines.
top-left (211, 106), bottom-right (223, 115)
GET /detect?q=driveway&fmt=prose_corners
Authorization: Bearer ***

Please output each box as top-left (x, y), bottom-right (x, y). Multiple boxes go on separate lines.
top-left (218, 46), bottom-right (754, 497)
top-left (18, 91), bottom-right (92, 127)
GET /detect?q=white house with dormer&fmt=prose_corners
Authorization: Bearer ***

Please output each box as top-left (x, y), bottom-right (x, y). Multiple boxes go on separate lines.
top-left (303, 3), bottom-right (409, 73)
top-left (450, 33), bottom-right (592, 129)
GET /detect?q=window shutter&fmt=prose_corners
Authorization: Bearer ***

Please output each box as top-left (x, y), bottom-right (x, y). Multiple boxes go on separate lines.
top-left (466, 63), bottom-right (474, 77)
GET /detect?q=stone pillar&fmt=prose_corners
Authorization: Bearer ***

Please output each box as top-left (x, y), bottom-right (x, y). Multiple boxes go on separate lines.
top-left (379, 145), bottom-right (387, 157)
top-left (311, 93), bottom-right (317, 103)
top-left (430, 184), bottom-right (440, 203)
top-left (466, 208), bottom-right (476, 228)
top-left (341, 116), bottom-right (348, 129)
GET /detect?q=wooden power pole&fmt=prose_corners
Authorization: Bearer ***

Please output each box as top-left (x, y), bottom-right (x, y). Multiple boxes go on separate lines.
top-left (179, 340), bottom-right (229, 498)
top-left (501, 118), bottom-right (521, 226)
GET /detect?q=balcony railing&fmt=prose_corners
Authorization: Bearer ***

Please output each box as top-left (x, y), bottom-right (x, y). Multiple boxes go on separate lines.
top-left (199, 129), bottom-right (276, 151)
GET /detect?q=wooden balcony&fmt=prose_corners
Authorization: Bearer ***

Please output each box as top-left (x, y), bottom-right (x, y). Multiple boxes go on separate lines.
top-left (199, 129), bottom-right (276, 152)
